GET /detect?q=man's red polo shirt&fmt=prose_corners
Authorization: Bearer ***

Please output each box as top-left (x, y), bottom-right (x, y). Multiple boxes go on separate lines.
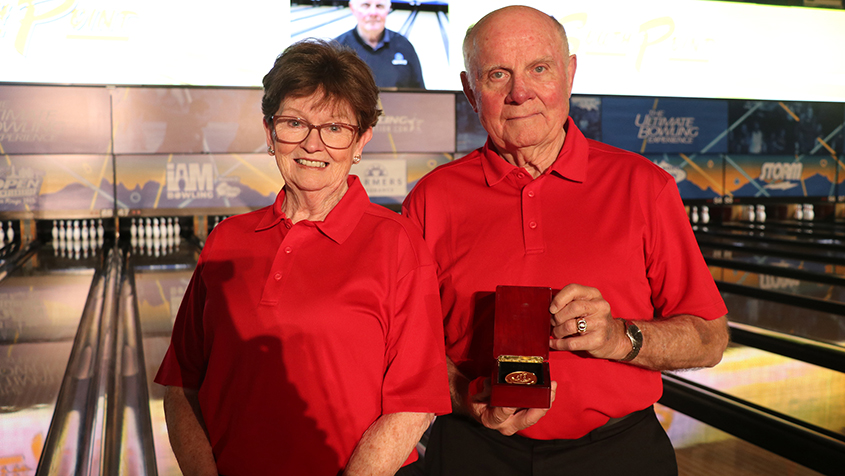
top-left (402, 118), bottom-right (726, 440)
top-left (156, 176), bottom-right (450, 474)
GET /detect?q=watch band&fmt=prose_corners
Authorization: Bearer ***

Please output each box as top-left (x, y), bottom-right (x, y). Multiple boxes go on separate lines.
top-left (620, 319), bottom-right (643, 362)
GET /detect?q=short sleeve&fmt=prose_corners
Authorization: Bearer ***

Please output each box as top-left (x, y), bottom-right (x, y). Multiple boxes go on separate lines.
top-left (380, 230), bottom-right (450, 415)
top-left (646, 178), bottom-right (727, 320)
top-left (154, 239), bottom-right (215, 389)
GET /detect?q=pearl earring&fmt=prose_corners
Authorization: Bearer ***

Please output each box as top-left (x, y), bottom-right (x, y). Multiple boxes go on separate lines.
top-left (268, 146), bottom-right (275, 155)
top-left (353, 155), bottom-right (361, 164)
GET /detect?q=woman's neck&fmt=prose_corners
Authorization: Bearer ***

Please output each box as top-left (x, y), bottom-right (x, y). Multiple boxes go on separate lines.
top-left (283, 182), bottom-right (349, 223)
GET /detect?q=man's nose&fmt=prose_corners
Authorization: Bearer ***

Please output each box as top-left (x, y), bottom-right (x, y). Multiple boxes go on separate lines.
top-left (507, 74), bottom-right (533, 104)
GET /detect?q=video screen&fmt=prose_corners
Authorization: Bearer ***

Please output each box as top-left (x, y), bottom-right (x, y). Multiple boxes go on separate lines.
top-left (290, 1), bottom-right (450, 90)
top-left (1, 0), bottom-right (844, 102)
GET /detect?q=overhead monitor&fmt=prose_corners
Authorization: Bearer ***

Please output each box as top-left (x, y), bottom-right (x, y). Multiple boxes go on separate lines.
top-left (1, 1), bottom-right (844, 102)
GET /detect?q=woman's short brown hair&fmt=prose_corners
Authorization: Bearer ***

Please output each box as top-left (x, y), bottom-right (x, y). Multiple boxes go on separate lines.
top-left (262, 39), bottom-right (381, 133)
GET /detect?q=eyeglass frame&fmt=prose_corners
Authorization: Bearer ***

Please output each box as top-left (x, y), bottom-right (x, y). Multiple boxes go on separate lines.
top-left (268, 115), bottom-right (362, 150)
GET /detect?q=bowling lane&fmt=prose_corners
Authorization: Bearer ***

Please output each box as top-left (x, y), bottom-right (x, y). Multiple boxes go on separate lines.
top-left (656, 403), bottom-right (825, 476)
top-left (697, 225), bottom-right (845, 250)
top-left (669, 279), bottom-right (845, 438)
top-left (696, 231), bottom-right (845, 266)
top-left (133, 247), bottom-right (198, 476)
top-left (716, 220), bottom-right (845, 240)
top-left (700, 245), bottom-right (845, 280)
top-left (666, 338), bottom-right (845, 438)
top-left (0, 243), bottom-right (99, 476)
top-left (709, 264), bottom-right (845, 307)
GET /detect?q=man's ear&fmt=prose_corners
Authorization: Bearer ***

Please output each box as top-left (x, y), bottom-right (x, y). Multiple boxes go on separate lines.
top-left (461, 72), bottom-right (478, 113)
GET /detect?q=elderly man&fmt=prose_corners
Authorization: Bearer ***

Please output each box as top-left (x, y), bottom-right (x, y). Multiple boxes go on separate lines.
top-left (335, 0), bottom-right (425, 89)
top-left (402, 5), bottom-right (729, 475)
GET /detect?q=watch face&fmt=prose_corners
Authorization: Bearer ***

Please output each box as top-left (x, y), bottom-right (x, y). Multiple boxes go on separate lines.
top-left (628, 322), bottom-right (643, 347)
top-left (622, 321), bottom-right (643, 362)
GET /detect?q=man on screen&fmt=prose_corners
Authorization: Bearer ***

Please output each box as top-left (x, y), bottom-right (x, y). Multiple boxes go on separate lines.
top-left (335, 0), bottom-right (425, 89)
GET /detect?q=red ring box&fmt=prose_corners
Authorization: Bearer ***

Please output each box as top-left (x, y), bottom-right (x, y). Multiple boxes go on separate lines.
top-left (490, 285), bottom-right (552, 409)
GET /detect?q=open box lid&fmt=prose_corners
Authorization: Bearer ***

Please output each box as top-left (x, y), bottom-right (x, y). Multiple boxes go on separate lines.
top-left (493, 285), bottom-right (552, 361)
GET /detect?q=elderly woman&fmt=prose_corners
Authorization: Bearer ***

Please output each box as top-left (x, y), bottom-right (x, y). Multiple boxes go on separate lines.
top-left (155, 39), bottom-right (450, 476)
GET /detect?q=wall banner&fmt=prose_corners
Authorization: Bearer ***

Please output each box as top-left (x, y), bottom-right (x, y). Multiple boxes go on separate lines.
top-left (368, 92), bottom-right (455, 154)
top-left (601, 97), bottom-right (728, 154)
top-left (0, 155), bottom-right (114, 214)
top-left (0, 86), bottom-right (111, 154)
top-left (115, 153), bottom-right (282, 212)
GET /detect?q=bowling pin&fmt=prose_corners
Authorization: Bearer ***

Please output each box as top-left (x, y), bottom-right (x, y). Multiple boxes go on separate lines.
top-left (52, 220), bottom-right (59, 241)
top-left (804, 204), bottom-right (814, 221)
top-left (145, 218), bottom-right (153, 239)
top-left (691, 206), bottom-right (699, 224)
top-left (756, 205), bottom-right (766, 223)
top-left (59, 220), bottom-right (66, 241)
top-left (97, 219), bottom-right (104, 240)
top-left (747, 205), bottom-right (755, 222)
top-left (158, 217), bottom-right (167, 239)
top-left (72, 220), bottom-right (81, 241)
top-left (701, 206), bottom-right (710, 224)
top-left (795, 205), bottom-right (803, 220)
top-left (80, 220), bottom-right (89, 241)
top-left (130, 218), bottom-right (138, 239)
top-left (6, 221), bottom-right (14, 242)
top-left (174, 219), bottom-right (181, 238)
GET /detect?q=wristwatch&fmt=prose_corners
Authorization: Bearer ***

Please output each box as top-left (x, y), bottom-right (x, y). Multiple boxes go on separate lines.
top-left (620, 320), bottom-right (643, 362)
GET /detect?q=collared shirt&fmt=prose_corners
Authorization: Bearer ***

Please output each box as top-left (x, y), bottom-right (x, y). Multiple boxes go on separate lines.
top-left (403, 118), bottom-right (727, 440)
top-left (335, 28), bottom-right (425, 89)
top-left (156, 176), bottom-right (450, 474)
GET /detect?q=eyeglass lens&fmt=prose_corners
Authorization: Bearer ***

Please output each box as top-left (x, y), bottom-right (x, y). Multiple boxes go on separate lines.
top-left (274, 117), bottom-right (356, 149)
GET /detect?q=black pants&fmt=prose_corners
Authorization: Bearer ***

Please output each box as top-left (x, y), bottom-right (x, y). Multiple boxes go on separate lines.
top-left (422, 406), bottom-right (677, 476)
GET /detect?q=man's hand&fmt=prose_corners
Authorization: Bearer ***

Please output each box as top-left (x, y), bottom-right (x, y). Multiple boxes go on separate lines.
top-left (467, 377), bottom-right (557, 436)
top-left (548, 284), bottom-right (631, 361)
top-left (547, 283), bottom-right (730, 370)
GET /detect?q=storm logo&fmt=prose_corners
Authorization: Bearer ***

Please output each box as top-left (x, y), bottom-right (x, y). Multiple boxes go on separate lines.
top-left (657, 160), bottom-right (687, 184)
top-left (759, 162), bottom-right (801, 191)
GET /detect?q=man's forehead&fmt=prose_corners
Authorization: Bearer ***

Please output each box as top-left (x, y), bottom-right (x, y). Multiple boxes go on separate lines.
top-left (476, 39), bottom-right (564, 68)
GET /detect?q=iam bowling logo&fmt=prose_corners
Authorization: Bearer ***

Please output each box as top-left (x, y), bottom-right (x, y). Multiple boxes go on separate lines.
top-left (166, 162), bottom-right (215, 200)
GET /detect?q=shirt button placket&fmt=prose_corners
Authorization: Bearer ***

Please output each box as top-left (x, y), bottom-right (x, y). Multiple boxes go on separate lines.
top-left (523, 184), bottom-right (544, 253)
top-left (260, 232), bottom-right (299, 304)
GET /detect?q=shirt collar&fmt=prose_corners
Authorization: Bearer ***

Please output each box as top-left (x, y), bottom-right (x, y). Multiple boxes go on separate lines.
top-left (354, 28), bottom-right (390, 51)
top-left (480, 116), bottom-right (589, 186)
top-left (255, 175), bottom-right (369, 244)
